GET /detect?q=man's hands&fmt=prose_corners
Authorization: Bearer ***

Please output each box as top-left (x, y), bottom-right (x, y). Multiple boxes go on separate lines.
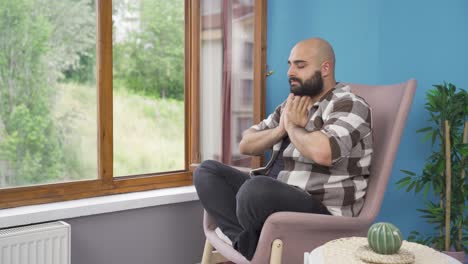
top-left (239, 94), bottom-right (312, 155)
top-left (283, 93), bottom-right (313, 132)
top-left (280, 94), bottom-right (332, 166)
top-left (241, 93), bottom-right (331, 166)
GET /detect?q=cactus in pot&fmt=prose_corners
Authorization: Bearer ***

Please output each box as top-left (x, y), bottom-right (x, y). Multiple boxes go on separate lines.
top-left (367, 222), bottom-right (403, 255)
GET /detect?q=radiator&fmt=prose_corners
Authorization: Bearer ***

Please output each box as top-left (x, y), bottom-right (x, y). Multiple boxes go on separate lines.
top-left (0, 221), bottom-right (70, 264)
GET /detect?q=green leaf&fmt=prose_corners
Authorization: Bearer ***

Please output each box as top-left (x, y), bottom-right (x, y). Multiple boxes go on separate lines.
top-left (416, 127), bottom-right (433, 133)
top-left (423, 182), bottom-right (431, 197)
top-left (397, 180), bottom-right (411, 190)
top-left (396, 176), bottom-right (412, 184)
top-left (406, 181), bottom-right (416, 192)
top-left (415, 182), bottom-right (424, 193)
top-left (422, 131), bottom-right (434, 143)
top-left (459, 144), bottom-right (468, 156)
top-left (400, 170), bottom-right (417, 176)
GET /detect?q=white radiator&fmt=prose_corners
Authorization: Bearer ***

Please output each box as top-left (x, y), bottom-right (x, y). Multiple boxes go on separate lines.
top-left (0, 221), bottom-right (70, 264)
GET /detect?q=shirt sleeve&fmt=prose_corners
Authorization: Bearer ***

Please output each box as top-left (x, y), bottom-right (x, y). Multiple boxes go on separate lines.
top-left (251, 100), bottom-right (286, 131)
top-left (320, 96), bottom-right (372, 164)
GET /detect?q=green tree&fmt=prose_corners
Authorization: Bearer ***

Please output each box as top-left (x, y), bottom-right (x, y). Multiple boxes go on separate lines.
top-left (36, 0), bottom-right (96, 81)
top-left (113, 0), bottom-right (184, 100)
top-left (63, 47), bottom-right (96, 84)
top-left (0, 0), bottom-right (96, 186)
top-left (0, 0), bottom-right (63, 185)
top-left (61, 0), bottom-right (97, 84)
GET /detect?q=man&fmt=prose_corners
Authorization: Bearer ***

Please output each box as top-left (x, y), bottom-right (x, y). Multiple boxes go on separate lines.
top-left (194, 37), bottom-right (373, 260)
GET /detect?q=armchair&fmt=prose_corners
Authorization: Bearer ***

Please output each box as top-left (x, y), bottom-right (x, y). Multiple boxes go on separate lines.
top-left (201, 79), bottom-right (417, 264)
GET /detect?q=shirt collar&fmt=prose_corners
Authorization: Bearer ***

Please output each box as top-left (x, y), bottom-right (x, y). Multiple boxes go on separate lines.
top-left (312, 82), bottom-right (347, 107)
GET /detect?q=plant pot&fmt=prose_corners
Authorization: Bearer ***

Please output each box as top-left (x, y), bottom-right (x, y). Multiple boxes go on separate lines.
top-left (442, 250), bottom-right (466, 263)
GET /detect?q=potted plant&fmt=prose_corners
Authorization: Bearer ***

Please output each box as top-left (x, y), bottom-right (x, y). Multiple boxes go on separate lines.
top-left (397, 82), bottom-right (467, 262)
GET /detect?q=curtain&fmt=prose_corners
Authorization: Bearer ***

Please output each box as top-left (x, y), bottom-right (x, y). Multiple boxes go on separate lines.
top-left (221, 0), bottom-right (232, 164)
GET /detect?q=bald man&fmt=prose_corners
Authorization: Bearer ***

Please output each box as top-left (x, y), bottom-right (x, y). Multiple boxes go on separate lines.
top-left (194, 38), bottom-right (373, 260)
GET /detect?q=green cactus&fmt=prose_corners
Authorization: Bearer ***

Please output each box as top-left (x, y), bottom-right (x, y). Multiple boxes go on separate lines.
top-left (367, 222), bottom-right (403, 254)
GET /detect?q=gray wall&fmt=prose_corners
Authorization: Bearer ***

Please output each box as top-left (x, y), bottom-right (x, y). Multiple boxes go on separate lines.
top-left (65, 201), bottom-right (205, 264)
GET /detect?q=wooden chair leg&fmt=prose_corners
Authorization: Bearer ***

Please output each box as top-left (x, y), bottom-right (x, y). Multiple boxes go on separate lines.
top-left (202, 239), bottom-right (214, 264)
top-left (204, 238), bottom-right (283, 264)
top-left (211, 251), bottom-right (228, 263)
top-left (269, 239), bottom-right (283, 264)
top-left (201, 239), bottom-right (229, 264)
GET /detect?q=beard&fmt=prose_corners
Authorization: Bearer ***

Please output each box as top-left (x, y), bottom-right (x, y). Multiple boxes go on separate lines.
top-left (289, 70), bottom-right (324, 97)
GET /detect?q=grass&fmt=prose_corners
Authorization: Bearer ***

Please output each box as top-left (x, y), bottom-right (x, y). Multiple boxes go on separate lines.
top-left (53, 82), bottom-right (184, 179)
top-left (53, 82), bottom-right (97, 180)
top-left (112, 87), bottom-right (184, 175)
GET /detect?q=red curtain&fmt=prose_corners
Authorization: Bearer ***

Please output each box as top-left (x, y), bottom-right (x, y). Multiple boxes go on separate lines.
top-left (221, 0), bottom-right (232, 164)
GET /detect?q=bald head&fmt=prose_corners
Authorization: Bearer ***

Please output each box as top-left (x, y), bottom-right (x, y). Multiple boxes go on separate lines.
top-left (287, 38), bottom-right (337, 97)
top-left (292, 38), bottom-right (335, 67)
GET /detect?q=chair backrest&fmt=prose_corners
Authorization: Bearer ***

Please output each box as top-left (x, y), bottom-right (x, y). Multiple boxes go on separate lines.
top-left (347, 79), bottom-right (417, 221)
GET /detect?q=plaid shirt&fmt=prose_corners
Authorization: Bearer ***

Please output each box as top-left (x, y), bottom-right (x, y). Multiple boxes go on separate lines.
top-left (250, 83), bottom-right (373, 217)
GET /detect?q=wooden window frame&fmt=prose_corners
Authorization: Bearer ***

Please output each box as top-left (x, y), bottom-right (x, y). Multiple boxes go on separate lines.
top-left (0, 0), bottom-right (267, 209)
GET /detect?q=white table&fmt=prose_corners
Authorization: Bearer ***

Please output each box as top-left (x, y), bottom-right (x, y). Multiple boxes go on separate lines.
top-left (304, 245), bottom-right (462, 264)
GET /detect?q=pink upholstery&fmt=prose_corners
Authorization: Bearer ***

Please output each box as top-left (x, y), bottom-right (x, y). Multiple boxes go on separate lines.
top-left (202, 79), bottom-right (417, 264)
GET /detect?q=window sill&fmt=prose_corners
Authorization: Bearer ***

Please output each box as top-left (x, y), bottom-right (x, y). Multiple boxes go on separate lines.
top-left (0, 185), bottom-right (198, 229)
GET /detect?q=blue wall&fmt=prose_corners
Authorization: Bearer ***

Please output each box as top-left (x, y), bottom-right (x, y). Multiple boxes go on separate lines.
top-left (266, 0), bottom-right (468, 238)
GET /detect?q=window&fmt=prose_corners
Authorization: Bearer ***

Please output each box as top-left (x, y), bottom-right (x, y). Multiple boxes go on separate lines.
top-left (241, 80), bottom-right (254, 106)
top-left (0, 0), bottom-right (266, 208)
top-left (197, 0), bottom-right (266, 168)
top-left (236, 117), bottom-right (253, 142)
top-left (242, 42), bottom-right (254, 69)
top-left (112, 0), bottom-right (185, 176)
top-left (0, 0), bottom-right (98, 190)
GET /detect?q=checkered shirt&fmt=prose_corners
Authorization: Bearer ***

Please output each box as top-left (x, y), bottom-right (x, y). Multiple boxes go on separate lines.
top-left (250, 83), bottom-right (373, 217)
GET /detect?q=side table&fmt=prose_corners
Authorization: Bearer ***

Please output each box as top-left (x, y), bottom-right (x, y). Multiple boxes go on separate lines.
top-left (304, 238), bottom-right (463, 264)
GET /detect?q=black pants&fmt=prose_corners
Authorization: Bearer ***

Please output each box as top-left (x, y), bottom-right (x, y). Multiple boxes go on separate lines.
top-left (193, 160), bottom-right (330, 260)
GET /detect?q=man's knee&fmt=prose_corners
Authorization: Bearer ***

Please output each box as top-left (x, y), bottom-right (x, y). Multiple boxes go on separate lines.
top-left (193, 160), bottom-right (221, 186)
top-left (236, 177), bottom-right (276, 228)
top-left (236, 177), bottom-right (275, 211)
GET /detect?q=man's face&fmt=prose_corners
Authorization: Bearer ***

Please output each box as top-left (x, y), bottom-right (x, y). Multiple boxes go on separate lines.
top-left (287, 44), bottom-right (324, 97)
top-left (289, 70), bottom-right (323, 97)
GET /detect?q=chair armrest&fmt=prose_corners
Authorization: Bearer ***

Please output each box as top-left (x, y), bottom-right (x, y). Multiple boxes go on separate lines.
top-left (250, 212), bottom-right (374, 263)
top-left (263, 211), bottom-right (372, 232)
top-left (205, 209), bottom-right (372, 238)
top-left (250, 212), bottom-right (373, 263)
top-left (203, 210), bottom-right (218, 230)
